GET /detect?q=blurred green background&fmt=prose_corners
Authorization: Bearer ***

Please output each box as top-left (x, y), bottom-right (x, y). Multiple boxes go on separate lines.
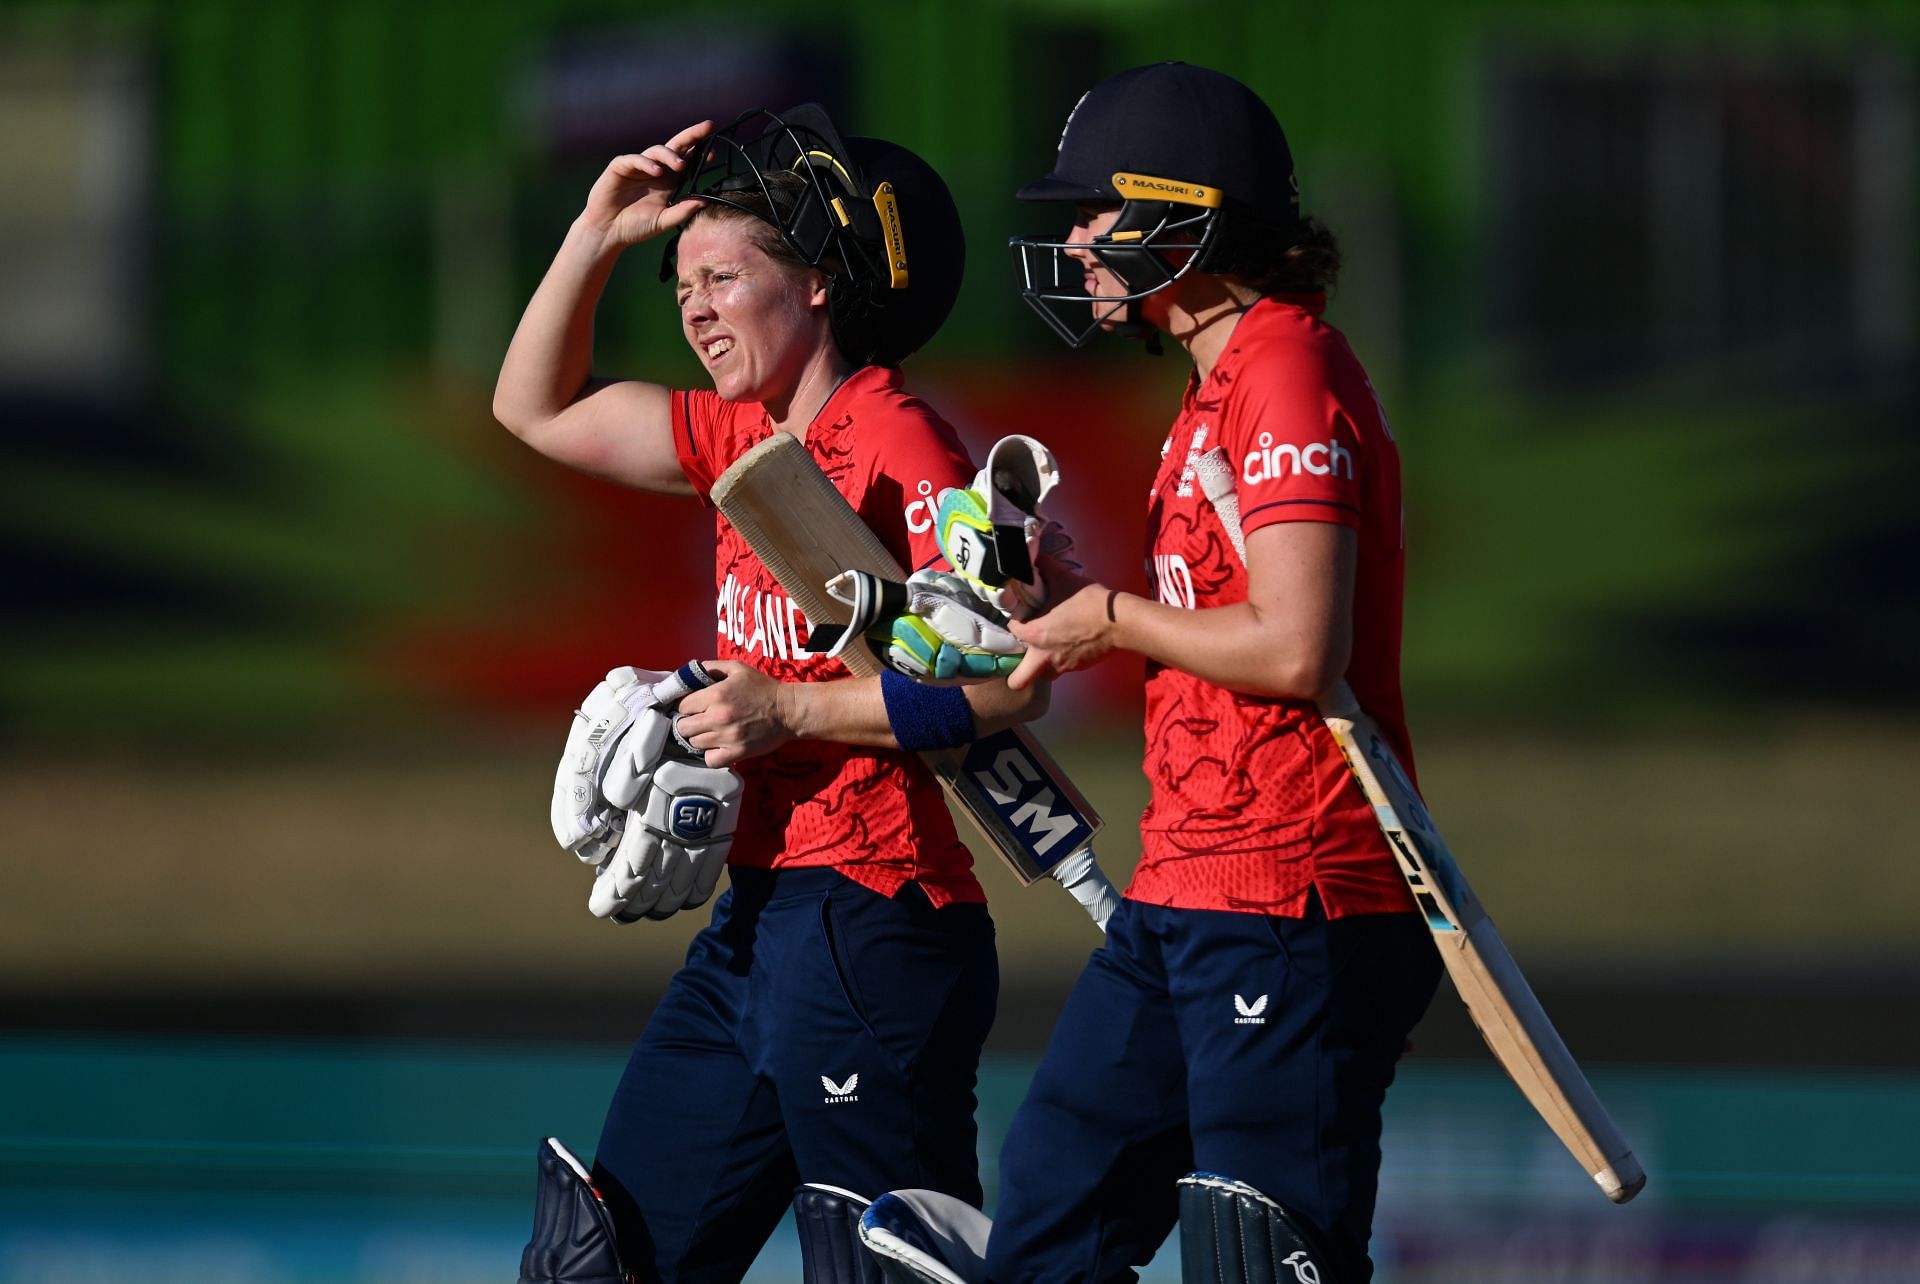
top-left (4, 0), bottom-right (1919, 1279)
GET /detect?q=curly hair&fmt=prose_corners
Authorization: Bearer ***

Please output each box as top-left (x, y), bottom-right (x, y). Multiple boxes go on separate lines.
top-left (1201, 209), bottom-right (1342, 296)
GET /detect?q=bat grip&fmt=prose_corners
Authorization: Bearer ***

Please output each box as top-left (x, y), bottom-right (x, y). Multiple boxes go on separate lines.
top-left (1048, 844), bottom-right (1119, 931)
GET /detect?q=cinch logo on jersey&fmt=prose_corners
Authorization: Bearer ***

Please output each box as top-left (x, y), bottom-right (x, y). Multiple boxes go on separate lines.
top-left (821, 1073), bottom-right (859, 1104)
top-left (1153, 553), bottom-right (1195, 610)
top-left (1242, 432), bottom-right (1355, 485)
top-left (718, 573), bottom-right (816, 662)
top-left (1233, 994), bottom-right (1268, 1025)
top-left (904, 478), bottom-right (938, 534)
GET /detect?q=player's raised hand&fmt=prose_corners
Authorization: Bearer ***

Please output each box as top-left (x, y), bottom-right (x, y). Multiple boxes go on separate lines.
top-left (579, 120), bottom-right (715, 251)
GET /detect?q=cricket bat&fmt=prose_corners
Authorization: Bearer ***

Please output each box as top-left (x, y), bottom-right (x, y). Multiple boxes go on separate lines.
top-left (1321, 689), bottom-right (1645, 1203)
top-left (1192, 447), bottom-right (1645, 1205)
top-left (709, 432), bottom-right (1101, 887)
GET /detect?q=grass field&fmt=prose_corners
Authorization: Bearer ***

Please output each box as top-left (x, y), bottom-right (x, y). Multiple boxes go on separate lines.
top-left (6, 718), bottom-right (1916, 996)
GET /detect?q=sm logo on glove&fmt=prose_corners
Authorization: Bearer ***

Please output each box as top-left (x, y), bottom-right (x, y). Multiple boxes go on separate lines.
top-left (669, 797), bottom-right (722, 842)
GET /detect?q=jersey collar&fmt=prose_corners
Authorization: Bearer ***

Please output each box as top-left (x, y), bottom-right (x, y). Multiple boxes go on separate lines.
top-left (1183, 292), bottom-right (1326, 409)
top-left (805, 365), bottom-right (900, 434)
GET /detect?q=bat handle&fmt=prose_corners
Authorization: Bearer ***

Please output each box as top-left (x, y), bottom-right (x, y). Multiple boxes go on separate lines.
top-left (1048, 844), bottom-right (1120, 931)
top-left (1316, 678), bottom-right (1362, 720)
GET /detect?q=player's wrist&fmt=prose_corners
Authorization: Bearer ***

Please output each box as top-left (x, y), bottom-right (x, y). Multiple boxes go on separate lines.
top-left (771, 679), bottom-right (811, 742)
top-left (566, 215), bottom-right (627, 264)
top-left (1101, 587), bottom-right (1133, 649)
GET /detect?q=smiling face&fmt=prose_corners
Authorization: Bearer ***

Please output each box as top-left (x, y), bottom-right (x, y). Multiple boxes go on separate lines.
top-left (675, 211), bottom-right (833, 406)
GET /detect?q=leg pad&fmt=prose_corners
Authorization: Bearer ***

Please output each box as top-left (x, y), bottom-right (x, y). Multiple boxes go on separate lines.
top-left (794, 1183), bottom-right (885, 1284)
top-left (1177, 1171), bottom-right (1338, 1284)
top-left (518, 1138), bottom-right (632, 1284)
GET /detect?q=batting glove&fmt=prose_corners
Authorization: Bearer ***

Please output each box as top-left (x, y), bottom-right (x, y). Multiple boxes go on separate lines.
top-left (551, 666), bottom-right (670, 866)
top-left (933, 435), bottom-right (1076, 620)
top-left (810, 568), bottom-right (1025, 684)
top-left (590, 756), bottom-right (743, 922)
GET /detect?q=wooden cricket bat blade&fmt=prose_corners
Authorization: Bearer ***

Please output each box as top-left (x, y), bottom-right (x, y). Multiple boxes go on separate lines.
top-left (1197, 453), bottom-right (1643, 1202)
top-left (1440, 924), bottom-right (1646, 1202)
top-left (709, 432), bottom-right (1103, 887)
top-left (1323, 692), bottom-right (1645, 1205)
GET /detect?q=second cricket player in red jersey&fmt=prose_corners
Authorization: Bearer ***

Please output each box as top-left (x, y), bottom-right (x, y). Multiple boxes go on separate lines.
top-left (984, 63), bottom-right (1444, 1284)
top-left (1130, 290), bottom-right (1415, 918)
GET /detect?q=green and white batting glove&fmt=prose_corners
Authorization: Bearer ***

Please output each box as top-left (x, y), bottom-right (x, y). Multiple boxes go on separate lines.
top-left (809, 568), bottom-right (1025, 684)
top-left (933, 434), bottom-right (1077, 620)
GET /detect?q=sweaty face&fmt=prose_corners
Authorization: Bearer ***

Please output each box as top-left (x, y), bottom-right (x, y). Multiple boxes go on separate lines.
top-left (676, 215), bottom-right (829, 405)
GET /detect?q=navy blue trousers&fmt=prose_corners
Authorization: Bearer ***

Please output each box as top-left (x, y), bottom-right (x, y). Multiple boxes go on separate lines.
top-left (985, 893), bottom-right (1440, 1284)
top-left (591, 867), bottom-right (998, 1284)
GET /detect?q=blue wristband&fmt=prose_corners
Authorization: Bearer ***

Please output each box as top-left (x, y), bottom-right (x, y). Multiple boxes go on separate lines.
top-left (880, 669), bottom-right (976, 751)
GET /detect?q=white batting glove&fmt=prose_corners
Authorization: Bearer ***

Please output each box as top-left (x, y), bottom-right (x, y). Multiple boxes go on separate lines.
top-left (552, 662), bottom-right (743, 923)
top-left (589, 758), bottom-right (743, 922)
top-left (551, 666), bottom-right (671, 864)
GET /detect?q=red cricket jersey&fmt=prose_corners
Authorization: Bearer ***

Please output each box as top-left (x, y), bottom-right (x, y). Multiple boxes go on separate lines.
top-left (672, 366), bottom-right (985, 907)
top-left (1129, 294), bottom-right (1416, 918)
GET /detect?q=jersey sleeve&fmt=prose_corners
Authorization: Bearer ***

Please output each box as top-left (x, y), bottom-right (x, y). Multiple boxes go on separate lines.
top-left (1222, 352), bottom-right (1366, 536)
top-left (858, 405), bottom-right (976, 573)
top-left (670, 388), bottom-right (733, 502)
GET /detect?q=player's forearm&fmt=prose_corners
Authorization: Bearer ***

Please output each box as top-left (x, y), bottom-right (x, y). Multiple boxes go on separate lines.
top-left (1109, 592), bottom-right (1348, 702)
top-left (781, 675), bottom-right (894, 748)
top-left (783, 675), bottom-right (1048, 749)
top-left (493, 220), bottom-right (624, 436)
top-left (964, 675), bottom-right (1049, 736)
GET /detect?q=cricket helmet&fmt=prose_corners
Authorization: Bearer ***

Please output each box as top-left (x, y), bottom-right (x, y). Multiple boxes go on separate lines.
top-left (1010, 62), bottom-right (1305, 349)
top-left (661, 104), bottom-right (965, 366)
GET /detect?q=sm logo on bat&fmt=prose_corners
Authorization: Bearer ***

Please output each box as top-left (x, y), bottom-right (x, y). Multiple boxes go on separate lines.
top-left (963, 732), bottom-right (1093, 874)
top-left (670, 797), bottom-right (721, 842)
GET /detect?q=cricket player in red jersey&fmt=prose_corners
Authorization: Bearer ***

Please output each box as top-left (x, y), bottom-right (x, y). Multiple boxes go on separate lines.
top-left (495, 106), bottom-right (1045, 1284)
top-left (976, 64), bottom-right (1443, 1284)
